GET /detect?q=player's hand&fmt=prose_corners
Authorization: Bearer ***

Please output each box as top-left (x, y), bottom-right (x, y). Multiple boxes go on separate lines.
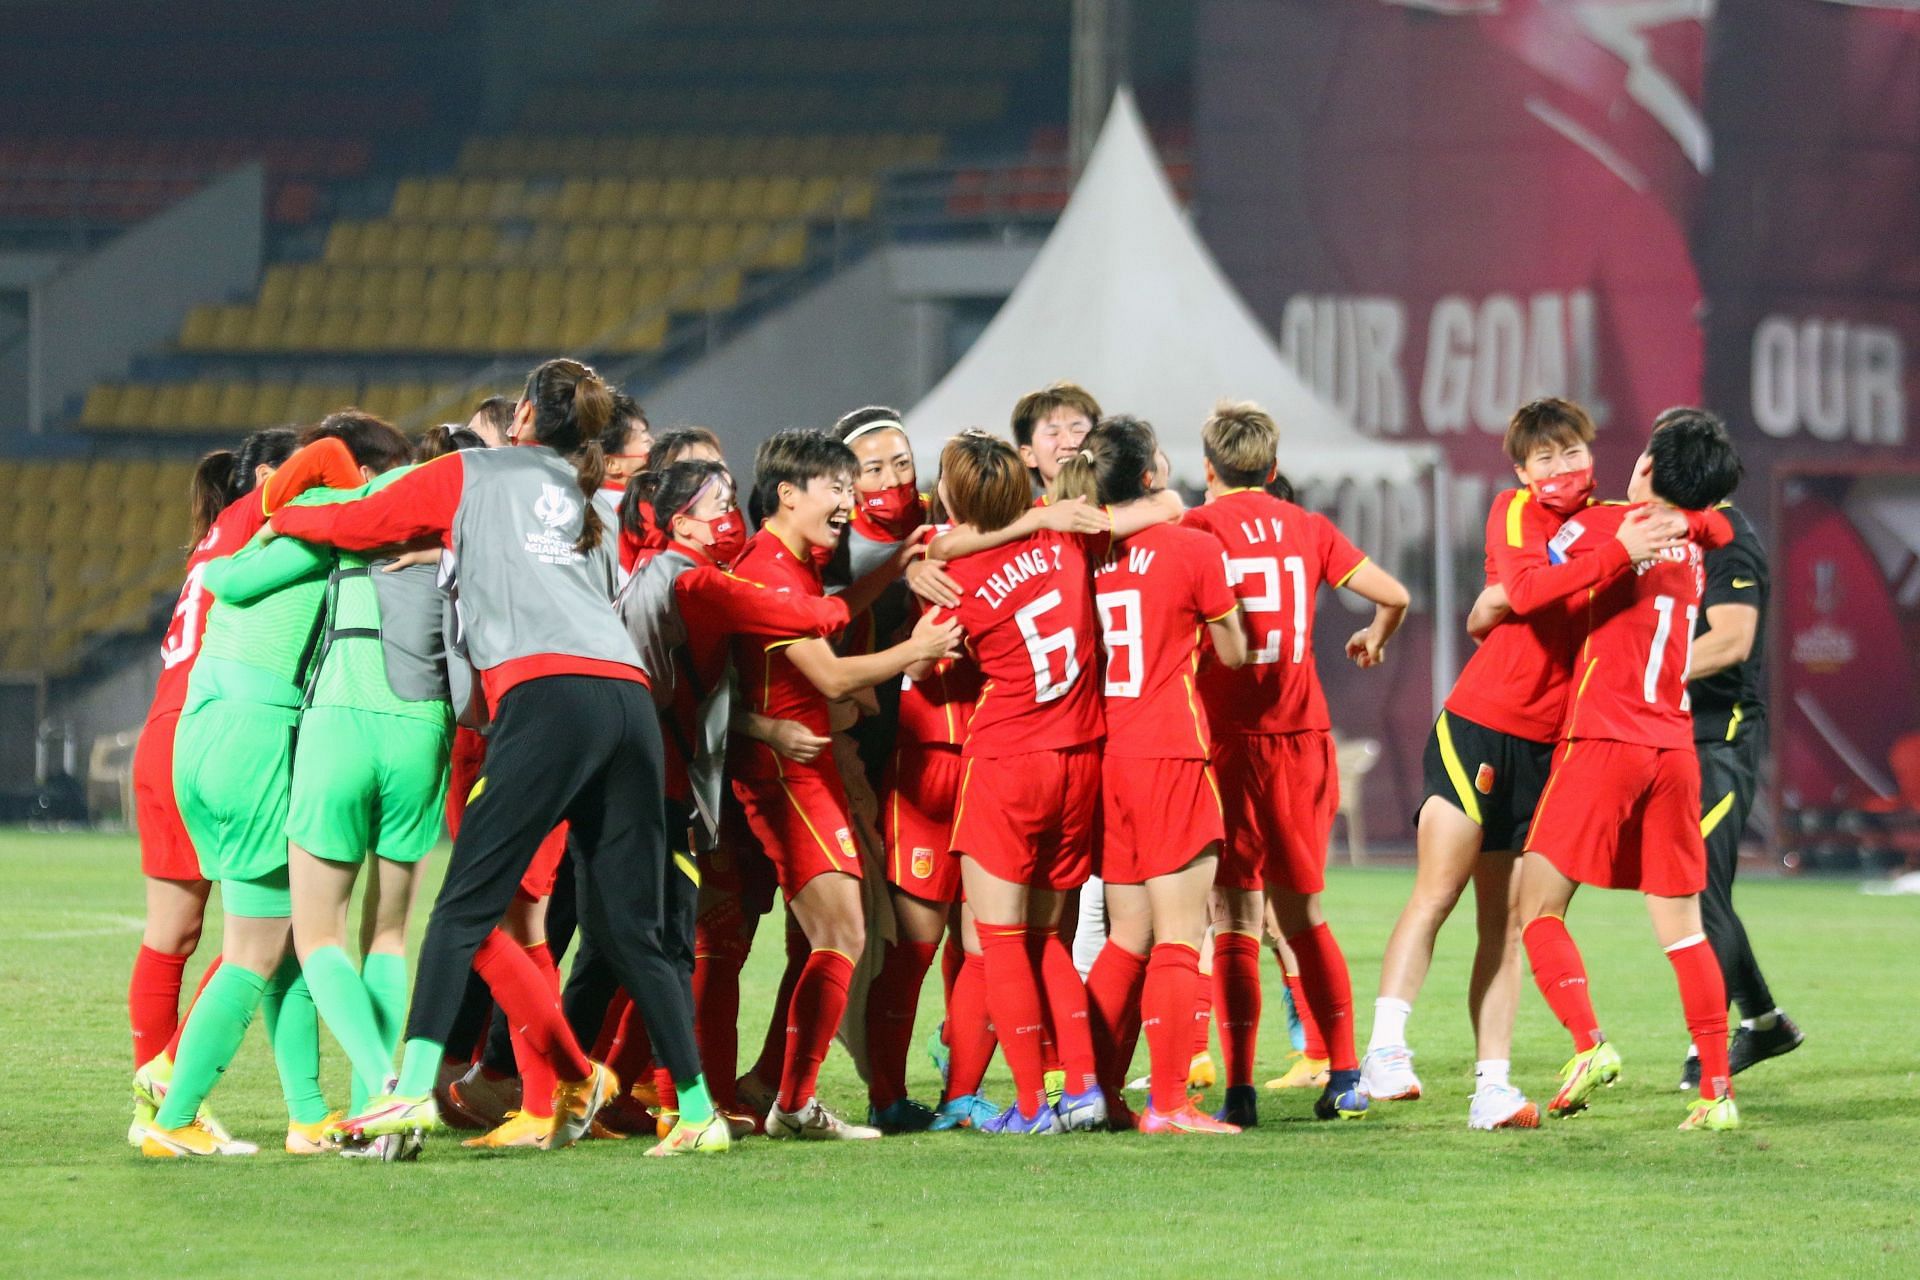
top-left (763, 718), bottom-right (830, 764)
top-left (381, 539), bottom-right (444, 572)
top-left (904, 556), bottom-right (961, 608)
top-left (1617, 505), bottom-right (1687, 564)
top-left (887, 526), bottom-right (934, 578)
top-left (1346, 629), bottom-right (1387, 669)
top-left (1029, 496), bottom-right (1092, 533)
top-left (910, 608), bottom-right (964, 662)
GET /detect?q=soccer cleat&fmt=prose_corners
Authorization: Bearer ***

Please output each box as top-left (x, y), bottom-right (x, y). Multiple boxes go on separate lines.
top-left (130, 1058), bottom-right (255, 1154)
top-left (1313, 1071), bottom-right (1370, 1120)
top-left (1678, 1052), bottom-right (1702, 1093)
top-left (765, 1098), bottom-right (883, 1141)
top-left (462, 1109), bottom-right (555, 1149)
top-left (340, 1092), bottom-right (441, 1142)
top-left (1215, 1083), bottom-right (1259, 1129)
top-left (980, 1103), bottom-right (1063, 1135)
top-left (435, 1058), bottom-right (485, 1131)
top-left (1187, 1051), bottom-right (1217, 1090)
top-left (1729, 1014), bottom-right (1804, 1076)
top-left (286, 1112), bottom-right (345, 1155)
top-left (547, 1062), bottom-right (617, 1150)
top-left (1043, 1069), bottom-right (1067, 1108)
top-left (137, 1118), bottom-right (258, 1159)
top-left (1264, 1052), bottom-right (1330, 1091)
top-left (1054, 1087), bottom-right (1109, 1133)
top-left (1468, 1083), bottom-right (1540, 1130)
top-left (1679, 1094), bottom-right (1741, 1132)
top-left (1548, 1041), bottom-right (1623, 1118)
top-left (734, 1071), bottom-right (778, 1121)
top-left (592, 1090), bottom-right (656, 1137)
top-left (927, 1024), bottom-right (951, 1088)
top-left (128, 1095), bottom-right (156, 1148)
top-left (868, 1098), bottom-right (937, 1133)
top-left (338, 1131), bottom-right (420, 1162)
top-left (652, 1108), bottom-right (679, 1139)
top-left (719, 1108), bottom-right (760, 1140)
top-left (1140, 1102), bottom-right (1243, 1135)
top-left (646, 1114), bottom-right (734, 1157)
top-left (930, 1094), bottom-right (1000, 1132)
top-left (1360, 1045), bottom-right (1423, 1101)
top-left (447, 1064), bottom-right (519, 1131)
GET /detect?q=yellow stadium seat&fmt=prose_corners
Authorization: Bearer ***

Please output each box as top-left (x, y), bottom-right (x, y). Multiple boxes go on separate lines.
top-left (324, 221), bottom-right (363, 263)
top-left (391, 178), bottom-right (430, 219)
top-left (180, 380), bottom-right (221, 429)
top-left (727, 177), bottom-right (768, 220)
top-left (487, 311), bottom-right (527, 353)
top-left (290, 264), bottom-right (328, 308)
top-left (357, 382), bottom-right (397, 419)
top-left (692, 178), bottom-right (731, 220)
top-left (623, 179), bottom-right (661, 220)
top-left (359, 268), bottom-right (396, 309)
top-left (314, 311), bottom-right (356, 351)
top-left (589, 178), bottom-right (627, 220)
top-left (322, 267), bottom-right (362, 310)
top-left (595, 224), bottom-right (636, 265)
top-left (390, 265), bottom-right (429, 306)
top-left (417, 310), bottom-right (461, 354)
top-left (244, 381), bottom-right (288, 427)
top-left (559, 310), bottom-right (600, 351)
top-left (699, 224), bottom-right (739, 267)
top-left (528, 268), bottom-right (566, 309)
top-left (607, 313), bottom-right (667, 355)
top-left (115, 384), bottom-right (156, 427)
top-left (663, 224), bottom-right (703, 266)
top-left (112, 502), bottom-right (153, 546)
top-left (799, 177), bottom-right (837, 217)
top-left (178, 305), bottom-right (220, 351)
top-left (386, 381), bottom-right (431, 419)
top-left (555, 179), bottom-right (594, 220)
top-left (421, 178), bottom-right (460, 220)
top-left (458, 269), bottom-right (498, 312)
top-left (211, 306), bottom-right (252, 349)
top-left (248, 307), bottom-right (291, 352)
top-left (635, 267), bottom-right (670, 303)
top-left (424, 267), bottom-right (463, 312)
top-left (489, 179), bottom-right (528, 220)
top-left (421, 225), bottom-right (460, 267)
top-left (761, 177), bottom-right (803, 221)
top-left (459, 224), bottom-right (498, 264)
top-left (561, 225), bottom-right (598, 266)
top-left (347, 309), bottom-right (388, 353)
top-left (79, 384), bottom-right (121, 428)
top-left (586, 264), bottom-right (636, 302)
top-left (659, 177), bottom-right (698, 220)
top-left (148, 384), bottom-right (189, 430)
top-left (386, 308), bottom-right (425, 350)
top-left (838, 180), bottom-right (875, 220)
top-left (523, 303), bottom-right (565, 350)
top-left (629, 224), bottom-right (667, 265)
top-left (258, 264), bottom-right (296, 310)
top-left (455, 179), bottom-right (494, 220)
top-left (498, 266), bottom-right (534, 300)
top-left (523, 222), bottom-right (565, 263)
top-left (211, 381), bottom-right (252, 430)
top-left (756, 225), bottom-right (808, 270)
top-left (451, 310), bottom-right (493, 354)
top-left (357, 221), bottom-right (397, 265)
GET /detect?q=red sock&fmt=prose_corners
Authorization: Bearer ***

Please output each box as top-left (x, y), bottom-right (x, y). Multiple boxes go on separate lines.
top-left (1285, 972), bottom-right (1328, 1060)
top-left (940, 933), bottom-right (964, 1010)
top-left (1286, 922), bottom-right (1357, 1072)
top-left (1033, 927), bottom-right (1098, 1095)
top-left (1190, 973), bottom-right (1214, 1061)
top-left (776, 948), bottom-right (855, 1109)
top-left (607, 992), bottom-right (655, 1091)
top-left (1667, 936), bottom-right (1732, 1100)
top-left (653, 1064), bottom-right (679, 1111)
top-left (472, 931), bottom-right (590, 1119)
top-left (1083, 942), bottom-right (1147, 1102)
top-left (1214, 932), bottom-right (1263, 1087)
top-left (129, 945), bottom-right (190, 1068)
top-left (864, 938), bottom-right (939, 1108)
top-left (752, 924), bottom-right (809, 1088)
top-left (943, 951), bottom-right (997, 1100)
top-left (693, 926), bottom-right (747, 1111)
top-left (1522, 916), bottom-right (1601, 1052)
top-left (1144, 943), bottom-right (1203, 1114)
top-left (978, 923), bottom-right (1049, 1116)
top-left (161, 953), bottom-right (224, 1062)
top-left (594, 990), bottom-right (632, 1061)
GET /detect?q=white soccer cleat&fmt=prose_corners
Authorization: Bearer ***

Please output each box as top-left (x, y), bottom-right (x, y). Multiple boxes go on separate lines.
top-left (1360, 1046), bottom-right (1423, 1101)
top-left (1468, 1083), bottom-right (1541, 1130)
top-left (765, 1098), bottom-right (882, 1141)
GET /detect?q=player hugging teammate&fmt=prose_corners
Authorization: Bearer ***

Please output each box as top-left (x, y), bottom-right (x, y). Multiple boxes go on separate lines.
top-left (127, 361), bottom-right (1755, 1159)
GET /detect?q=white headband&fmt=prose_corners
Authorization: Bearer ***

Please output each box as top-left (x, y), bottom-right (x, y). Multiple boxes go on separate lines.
top-left (842, 418), bottom-right (906, 445)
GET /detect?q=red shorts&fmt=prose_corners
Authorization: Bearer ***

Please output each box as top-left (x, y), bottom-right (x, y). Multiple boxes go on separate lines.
top-left (702, 787), bottom-right (780, 923)
top-left (1525, 740), bottom-right (1707, 896)
top-left (133, 711), bottom-right (200, 880)
top-left (1214, 730), bottom-right (1339, 895)
top-left (1100, 756), bottom-right (1224, 884)
top-left (732, 766), bottom-right (862, 899)
top-left (950, 744), bottom-right (1099, 892)
top-left (446, 725), bottom-right (487, 838)
top-left (884, 743), bottom-right (964, 903)
top-left (517, 822), bottom-right (571, 901)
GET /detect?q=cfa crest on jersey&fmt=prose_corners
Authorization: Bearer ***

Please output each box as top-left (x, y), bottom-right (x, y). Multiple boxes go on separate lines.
top-left (1475, 763), bottom-right (1495, 795)
top-left (534, 483), bottom-right (578, 531)
top-left (835, 827), bottom-right (857, 861)
top-left (911, 847), bottom-right (934, 879)
top-left (1547, 518), bottom-right (1584, 565)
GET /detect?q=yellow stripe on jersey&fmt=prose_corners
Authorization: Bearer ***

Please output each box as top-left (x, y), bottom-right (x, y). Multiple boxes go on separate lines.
top-left (777, 776), bottom-right (845, 872)
top-left (1434, 713), bottom-right (1483, 825)
top-left (950, 758), bottom-right (977, 846)
top-left (1182, 671), bottom-right (1209, 757)
top-left (1335, 556), bottom-right (1369, 590)
top-left (1725, 702), bottom-right (1744, 743)
top-left (1506, 489), bottom-right (1533, 548)
top-left (1700, 790), bottom-right (1737, 839)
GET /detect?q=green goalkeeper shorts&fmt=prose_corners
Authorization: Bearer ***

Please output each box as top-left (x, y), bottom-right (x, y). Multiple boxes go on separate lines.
top-left (174, 700), bottom-right (296, 900)
top-left (287, 706), bottom-right (451, 866)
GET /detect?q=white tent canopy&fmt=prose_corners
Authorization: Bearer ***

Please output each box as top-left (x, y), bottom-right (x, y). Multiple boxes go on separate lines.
top-left (907, 89), bottom-right (1435, 487)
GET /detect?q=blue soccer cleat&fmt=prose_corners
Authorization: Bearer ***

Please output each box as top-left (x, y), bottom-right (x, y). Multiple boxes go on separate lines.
top-left (867, 1098), bottom-right (937, 1133)
top-left (1313, 1069), bottom-right (1370, 1120)
top-left (930, 1094), bottom-right (1000, 1132)
top-left (1054, 1087), bottom-right (1109, 1133)
top-left (981, 1103), bottom-right (1063, 1135)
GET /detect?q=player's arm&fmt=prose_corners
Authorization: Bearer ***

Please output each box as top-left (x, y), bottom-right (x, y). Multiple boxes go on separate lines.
top-left (1466, 584), bottom-right (1510, 641)
top-left (676, 567), bottom-right (851, 639)
top-left (1340, 560), bottom-right (1410, 669)
top-left (1492, 504), bottom-right (1675, 615)
top-left (258, 436), bottom-right (364, 513)
top-left (1206, 608), bottom-right (1248, 669)
top-left (268, 452), bottom-right (465, 551)
top-left (927, 491), bottom-right (1180, 560)
top-left (201, 531), bottom-right (331, 604)
top-left (782, 609), bottom-right (960, 700)
top-left (1688, 528), bottom-right (1762, 679)
top-left (734, 710), bottom-right (830, 764)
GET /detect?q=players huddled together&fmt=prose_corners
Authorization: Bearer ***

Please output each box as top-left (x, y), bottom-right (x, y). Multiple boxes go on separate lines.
top-left (122, 360), bottom-right (1770, 1160)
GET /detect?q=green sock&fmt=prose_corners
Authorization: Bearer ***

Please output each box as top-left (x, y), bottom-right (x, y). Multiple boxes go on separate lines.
top-left (304, 946), bottom-right (393, 1114)
top-left (154, 964), bottom-right (268, 1129)
top-left (396, 1036), bottom-right (444, 1098)
top-left (360, 951), bottom-right (409, 1060)
top-left (677, 1073), bottom-right (714, 1126)
top-left (262, 956), bottom-right (330, 1125)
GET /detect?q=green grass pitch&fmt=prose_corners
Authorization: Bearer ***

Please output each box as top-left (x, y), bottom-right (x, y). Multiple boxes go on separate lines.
top-left (2, 832), bottom-right (1914, 1278)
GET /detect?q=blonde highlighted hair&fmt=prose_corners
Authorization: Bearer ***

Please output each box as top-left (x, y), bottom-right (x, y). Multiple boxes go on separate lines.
top-left (1201, 400), bottom-right (1278, 488)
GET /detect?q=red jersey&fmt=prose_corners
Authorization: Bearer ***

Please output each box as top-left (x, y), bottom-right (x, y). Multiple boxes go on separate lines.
top-left (145, 438), bottom-right (362, 722)
top-left (1445, 488), bottom-right (1632, 742)
top-left (947, 529), bottom-right (1106, 758)
top-left (1555, 503), bottom-right (1731, 750)
top-left (725, 528), bottom-right (834, 780)
top-left (1092, 523), bottom-right (1238, 758)
top-left (896, 644), bottom-right (982, 747)
top-left (1182, 489), bottom-right (1367, 735)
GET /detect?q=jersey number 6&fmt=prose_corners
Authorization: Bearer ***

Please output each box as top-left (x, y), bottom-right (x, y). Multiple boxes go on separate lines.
top-left (1015, 589), bottom-right (1080, 704)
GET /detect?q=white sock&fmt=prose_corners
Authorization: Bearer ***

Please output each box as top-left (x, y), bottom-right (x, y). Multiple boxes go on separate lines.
top-left (1368, 997), bottom-right (1412, 1054)
top-left (1745, 1008), bottom-right (1779, 1031)
top-left (1474, 1059), bottom-right (1511, 1090)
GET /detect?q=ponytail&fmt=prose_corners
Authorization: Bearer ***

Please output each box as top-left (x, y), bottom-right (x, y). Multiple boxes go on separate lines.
top-left (621, 467), bottom-right (666, 538)
top-left (521, 358), bottom-right (616, 554)
top-left (1051, 451), bottom-right (1099, 505)
top-left (188, 449), bottom-right (239, 546)
top-left (573, 439), bottom-right (607, 554)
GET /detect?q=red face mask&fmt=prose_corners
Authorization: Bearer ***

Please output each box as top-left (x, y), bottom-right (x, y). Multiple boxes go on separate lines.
top-left (687, 510), bottom-right (747, 566)
top-left (1529, 466), bottom-right (1594, 517)
top-left (853, 481), bottom-right (925, 541)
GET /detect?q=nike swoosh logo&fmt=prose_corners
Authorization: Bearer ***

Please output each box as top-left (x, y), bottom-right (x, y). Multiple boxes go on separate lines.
top-left (1732, 578), bottom-right (1755, 588)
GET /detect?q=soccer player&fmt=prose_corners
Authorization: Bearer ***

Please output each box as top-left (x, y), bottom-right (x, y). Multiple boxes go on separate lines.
top-left (620, 426), bottom-right (725, 566)
top-left (595, 391), bottom-right (651, 579)
top-left (1362, 398), bottom-right (1686, 1129)
top-left (1665, 409), bottom-right (1800, 1088)
top-left (929, 431), bottom-right (1179, 1134)
top-left (133, 420), bottom-right (415, 1158)
top-left (725, 429), bottom-right (960, 1140)
top-left (277, 359), bottom-right (710, 1155)
top-left (1058, 417), bottom-right (1249, 1135)
top-left (1011, 381), bottom-right (1101, 496)
top-left (464, 395), bottom-right (514, 448)
top-left (1181, 401), bottom-right (1409, 1126)
top-left (1510, 410), bottom-right (1744, 1131)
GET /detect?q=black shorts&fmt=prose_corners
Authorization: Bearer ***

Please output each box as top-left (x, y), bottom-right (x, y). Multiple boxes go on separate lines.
top-left (1418, 710), bottom-right (1555, 853)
